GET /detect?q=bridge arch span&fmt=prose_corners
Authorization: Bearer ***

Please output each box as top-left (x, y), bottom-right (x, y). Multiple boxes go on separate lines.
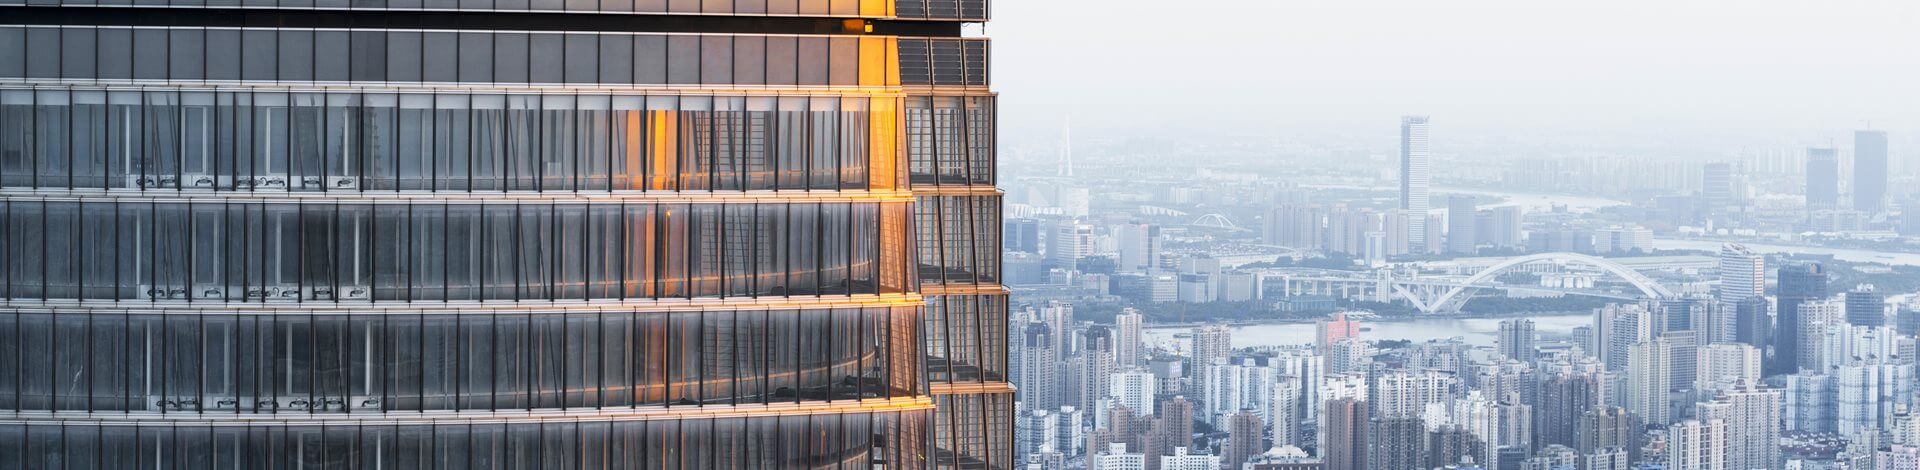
top-left (1406, 252), bottom-right (1675, 313)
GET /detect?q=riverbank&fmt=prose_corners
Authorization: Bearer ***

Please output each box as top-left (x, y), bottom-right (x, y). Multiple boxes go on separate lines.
top-left (1140, 309), bottom-right (1593, 330)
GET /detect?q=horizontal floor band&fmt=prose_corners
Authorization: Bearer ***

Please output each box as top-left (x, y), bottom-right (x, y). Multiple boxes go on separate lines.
top-left (0, 189), bottom-right (919, 203)
top-left (0, 396), bottom-right (936, 425)
top-left (0, 292), bottom-right (928, 314)
top-left (0, 6), bottom-right (969, 36)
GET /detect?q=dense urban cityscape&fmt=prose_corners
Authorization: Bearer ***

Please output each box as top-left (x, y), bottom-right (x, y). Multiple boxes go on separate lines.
top-left (1004, 115), bottom-right (1920, 469)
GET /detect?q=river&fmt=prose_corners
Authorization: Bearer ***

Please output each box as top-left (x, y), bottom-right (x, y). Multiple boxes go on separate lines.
top-left (1143, 312), bottom-right (1592, 350)
top-left (1653, 238), bottom-right (1920, 267)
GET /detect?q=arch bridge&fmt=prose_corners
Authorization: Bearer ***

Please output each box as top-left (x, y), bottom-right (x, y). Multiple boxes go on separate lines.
top-left (1394, 252), bottom-right (1675, 313)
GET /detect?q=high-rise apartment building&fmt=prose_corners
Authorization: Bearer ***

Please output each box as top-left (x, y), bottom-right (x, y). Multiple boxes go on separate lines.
top-left (1626, 339), bottom-right (1675, 425)
top-left (1446, 194), bottom-right (1477, 254)
top-left (1695, 385), bottom-right (1780, 470)
top-left (1116, 309), bottom-right (1144, 369)
top-left (1498, 318), bottom-right (1537, 362)
top-left (1855, 130), bottom-right (1890, 213)
top-left (1575, 407), bottom-right (1643, 463)
top-left (1322, 398), bottom-right (1371, 470)
top-left (1401, 116), bottom-right (1432, 252)
top-left (1666, 419), bottom-right (1729, 470)
top-left (1847, 285), bottom-right (1887, 327)
top-left (0, 0), bottom-right (999, 466)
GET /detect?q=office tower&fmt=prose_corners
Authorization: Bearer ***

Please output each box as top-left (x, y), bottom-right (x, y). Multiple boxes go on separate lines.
top-left (1006, 218), bottom-right (1044, 253)
top-left (1192, 324), bottom-right (1233, 387)
top-left (1486, 206), bottom-right (1526, 249)
top-left (0, 1), bottom-right (983, 466)
top-left (1160, 447), bottom-right (1220, 470)
top-left (1807, 147), bottom-right (1841, 211)
top-left (1446, 194), bottom-right (1479, 254)
top-left (1661, 330), bottom-right (1699, 392)
top-left (1049, 221), bottom-right (1095, 270)
top-left (1667, 419), bottom-right (1729, 470)
top-left (1223, 411), bottom-right (1265, 468)
top-left (1322, 398), bottom-right (1371, 470)
top-left (1116, 309), bottom-right (1144, 368)
top-left (1018, 323), bottom-right (1064, 411)
top-left (1402, 116), bottom-right (1433, 252)
top-left (1535, 370), bottom-right (1601, 449)
top-left (1575, 407), bottom-right (1643, 462)
top-left (1368, 417), bottom-right (1427, 470)
top-left (1775, 263), bottom-right (1831, 374)
top-left (1626, 339), bottom-right (1674, 425)
top-left (1116, 223), bottom-right (1162, 273)
top-left (1696, 342), bottom-right (1763, 392)
top-left (1848, 285), bottom-right (1887, 327)
top-left (1695, 385), bottom-right (1781, 470)
top-left (1499, 319), bottom-right (1538, 362)
top-left (1717, 244), bottom-right (1765, 303)
top-left (1316, 312), bottom-right (1362, 355)
top-left (1702, 162), bottom-right (1735, 215)
top-left (1856, 130), bottom-right (1890, 213)
top-left (1732, 298), bottom-right (1772, 354)
top-left (1093, 443), bottom-right (1149, 470)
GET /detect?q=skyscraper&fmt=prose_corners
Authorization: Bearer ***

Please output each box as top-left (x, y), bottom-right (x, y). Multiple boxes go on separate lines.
top-left (1402, 116), bottom-right (1432, 252)
top-left (1775, 263), bottom-right (1830, 374)
top-left (1695, 385), bottom-right (1781, 470)
top-left (1626, 339), bottom-right (1675, 425)
top-left (1717, 244), bottom-right (1765, 303)
top-left (1855, 130), bottom-right (1890, 213)
top-left (1447, 194), bottom-right (1478, 254)
top-left (0, 0), bottom-right (989, 466)
top-left (1116, 309), bottom-right (1145, 369)
top-left (1806, 147), bottom-right (1841, 211)
top-left (1019, 322), bottom-right (1064, 411)
top-left (1846, 285), bottom-right (1887, 327)
top-left (1575, 407), bottom-right (1643, 463)
top-left (1701, 162), bottom-right (1735, 215)
top-left (1223, 411), bottom-right (1266, 468)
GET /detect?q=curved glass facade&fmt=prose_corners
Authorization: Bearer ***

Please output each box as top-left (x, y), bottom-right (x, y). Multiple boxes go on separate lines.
top-left (1, 0), bottom-right (998, 463)
top-left (0, 411), bottom-right (928, 468)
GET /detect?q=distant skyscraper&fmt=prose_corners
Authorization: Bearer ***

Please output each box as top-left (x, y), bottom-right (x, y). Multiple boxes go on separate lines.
top-left (1732, 298), bottom-right (1773, 355)
top-left (1402, 116), bottom-right (1433, 252)
top-left (1696, 342), bottom-right (1763, 392)
top-left (1702, 162), bottom-right (1736, 215)
top-left (1535, 369), bottom-right (1601, 449)
top-left (1717, 244), bottom-right (1765, 303)
top-left (1498, 319), bottom-right (1538, 362)
top-left (1116, 309), bottom-right (1144, 369)
top-left (1447, 194), bottom-right (1479, 254)
top-left (1116, 223), bottom-right (1163, 273)
top-left (1775, 263), bottom-right (1831, 374)
top-left (1847, 285), bottom-right (1887, 328)
top-left (1322, 398), bottom-right (1371, 470)
top-left (1855, 130), bottom-right (1890, 213)
top-left (1807, 147), bottom-right (1841, 211)
top-left (1666, 419), bottom-right (1729, 470)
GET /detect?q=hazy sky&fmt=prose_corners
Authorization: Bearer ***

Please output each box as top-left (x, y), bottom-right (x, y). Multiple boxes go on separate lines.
top-left (990, 0), bottom-right (1920, 153)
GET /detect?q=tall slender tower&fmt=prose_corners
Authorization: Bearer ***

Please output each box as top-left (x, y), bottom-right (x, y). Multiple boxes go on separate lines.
top-left (1401, 116), bottom-right (1432, 252)
top-left (1855, 130), bottom-right (1890, 213)
top-left (1775, 263), bottom-right (1830, 374)
top-left (0, 0), bottom-right (995, 466)
top-left (1717, 243), bottom-right (1765, 303)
